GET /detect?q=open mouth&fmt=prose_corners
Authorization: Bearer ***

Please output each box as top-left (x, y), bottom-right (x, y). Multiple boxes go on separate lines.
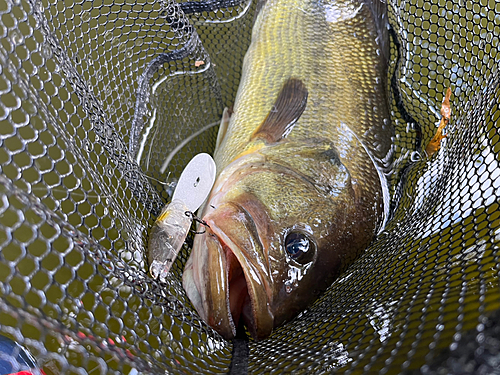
top-left (224, 246), bottom-right (250, 327)
top-left (225, 242), bottom-right (251, 330)
top-left (183, 199), bottom-right (274, 341)
top-left (205, 201), bottom-right (274, 340)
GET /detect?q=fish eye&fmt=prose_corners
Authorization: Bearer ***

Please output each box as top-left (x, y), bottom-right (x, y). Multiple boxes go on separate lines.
top-left (284, 231), bottom-right (316, 264)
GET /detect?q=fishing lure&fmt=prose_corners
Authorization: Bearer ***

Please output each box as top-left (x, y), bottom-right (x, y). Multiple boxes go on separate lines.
top-left (148, 153), bottom-right (216, 280)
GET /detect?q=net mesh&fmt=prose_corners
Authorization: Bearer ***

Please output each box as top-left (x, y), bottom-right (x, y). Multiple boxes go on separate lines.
top-left (0, 0), bottom-right (499, 373)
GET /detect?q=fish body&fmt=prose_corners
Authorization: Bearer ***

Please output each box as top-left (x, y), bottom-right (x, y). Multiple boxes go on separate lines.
top-left (182, 0), bottom-right (393, 340)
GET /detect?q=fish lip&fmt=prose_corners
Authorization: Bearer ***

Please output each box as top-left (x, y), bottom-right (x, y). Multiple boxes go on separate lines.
top-left (204, 204), bottom-right (274, 340)
top-left (186, 228), bottom-right (239, 339)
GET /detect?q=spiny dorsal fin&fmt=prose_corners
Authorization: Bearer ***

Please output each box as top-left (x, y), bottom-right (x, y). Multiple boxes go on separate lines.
top-left (215, 107), bottom-right (232, 150)
top-left (251, 78), bottom-right (308, 143)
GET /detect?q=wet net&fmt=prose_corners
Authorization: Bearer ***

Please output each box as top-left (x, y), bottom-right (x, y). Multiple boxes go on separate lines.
top-left (0, 0), bottom-right (499, 373)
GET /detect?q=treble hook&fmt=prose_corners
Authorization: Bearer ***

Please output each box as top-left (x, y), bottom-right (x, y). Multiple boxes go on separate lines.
top-left (185, 211), bottom-right (210, 234)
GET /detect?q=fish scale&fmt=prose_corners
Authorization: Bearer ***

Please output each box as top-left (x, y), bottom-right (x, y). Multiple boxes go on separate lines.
top-left (216, 0), bottom-right (392, 174)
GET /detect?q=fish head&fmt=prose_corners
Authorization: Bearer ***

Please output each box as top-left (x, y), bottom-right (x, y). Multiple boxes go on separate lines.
top-left (183, 139), bottom-right (383, 341)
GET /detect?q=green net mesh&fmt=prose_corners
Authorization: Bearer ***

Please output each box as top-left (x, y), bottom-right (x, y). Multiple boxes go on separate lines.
top-left (0, 0), bottom-right (499, 373)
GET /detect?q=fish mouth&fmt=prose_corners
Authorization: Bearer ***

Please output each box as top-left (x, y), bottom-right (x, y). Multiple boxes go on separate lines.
top-left (217, 228), bottom-right (257, 337)
top-left (226, 244), bottom-right (249, 333)
top-left (183, 201), bottom-right (274, 340)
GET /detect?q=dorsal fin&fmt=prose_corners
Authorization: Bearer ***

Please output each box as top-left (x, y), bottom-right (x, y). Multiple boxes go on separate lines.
top-left (215, 107), bottom-right (232, 150)
top-left (251, 78), bottom-right (308, 143)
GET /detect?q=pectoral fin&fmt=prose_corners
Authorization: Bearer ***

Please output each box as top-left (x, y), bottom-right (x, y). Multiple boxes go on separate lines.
top-left (251, 78), bottom-right (308, 143)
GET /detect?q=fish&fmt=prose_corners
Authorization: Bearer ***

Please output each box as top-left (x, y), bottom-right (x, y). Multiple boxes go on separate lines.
top-left (181, 0), bottom-right (394, 340)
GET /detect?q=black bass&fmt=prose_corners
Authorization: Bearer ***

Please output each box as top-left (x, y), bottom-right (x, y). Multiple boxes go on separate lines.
top-left (182, 0), bottom-right (393, 340)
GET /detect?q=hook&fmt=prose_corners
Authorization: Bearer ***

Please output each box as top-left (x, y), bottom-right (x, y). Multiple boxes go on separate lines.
top-left (185, 211), bottom-right (210, 234)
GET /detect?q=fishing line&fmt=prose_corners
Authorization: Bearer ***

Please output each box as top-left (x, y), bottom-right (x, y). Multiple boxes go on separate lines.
top-left (145, 123), bottom-right (160, 172)
top-left (159, 119), bottom-right (220, 174)
top-left (140, 118), bottom-right (220, 195)
top-left (135, 59), bottom-right (213, 165)
top-left (141, 171), bottom-right (175, 189)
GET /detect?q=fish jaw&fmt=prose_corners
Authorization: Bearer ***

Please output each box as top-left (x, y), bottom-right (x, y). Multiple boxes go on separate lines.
top-left (183, 228), bottom-right (234, 339)
top-left (183, 201), bottom-right (274, 341)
